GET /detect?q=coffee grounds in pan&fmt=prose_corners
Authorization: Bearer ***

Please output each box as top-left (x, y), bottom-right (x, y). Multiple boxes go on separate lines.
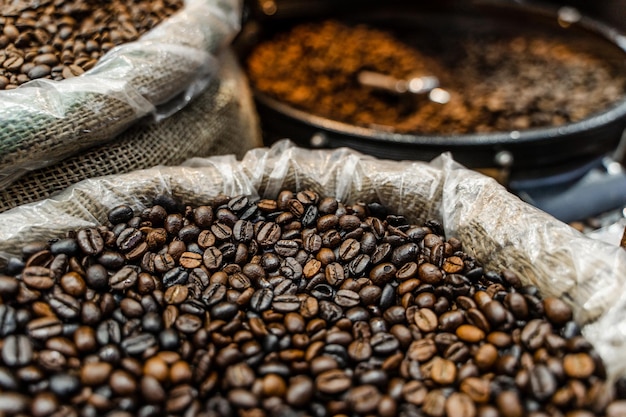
top-left (247, 20), bottom-right (626, 135)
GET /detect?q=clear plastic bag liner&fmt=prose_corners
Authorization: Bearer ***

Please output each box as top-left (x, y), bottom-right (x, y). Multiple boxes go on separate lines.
top-left (0, 140), bottom-right (625, 380)
top-left (0, 0), bottom-right (242, 189)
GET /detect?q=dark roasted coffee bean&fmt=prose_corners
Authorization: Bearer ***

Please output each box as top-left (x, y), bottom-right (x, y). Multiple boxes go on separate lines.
top-left (50, 238), bottom-right (79, 256)
top-left (316, 369), bottom-right (351, 394)
top-left (22, 266), bottom-right (54, 290)
top-left (2, 335), bottom-right (32, 367)
top-left (96, 319), bottom-right (121, 346)
top-left (371, 242), bottom-right (392, 264)
top-left (419, 262), bottom-right (443, 284)
top-left (370, 262), bottom-right (397, 286)
top-left (467, 308), bottom-right (491, 333)
top-left (0, 392), bottom-right (28, 414)
top-left (521, 319), bottom-right (551, 351)
top-left (109, 205), bottom-right (134, 224)
top-left (529, 364), bottom-right (557, 401)
top-left (116, 227), bottom-right (143, 252)
top-left (439, 310), bottom-right (465, 332)
top-left (431, 356), bottom-right (457, 385)
top-left (391, 243), bottom-right (418, 266)
top-left (27, 316), bottom-right (62, 340)
top-left (77, 228), bottom-right (104, 255)
top-left (48, 292), bottom-right (80, 319)
top-left (370, 332), bottom-right (400, 355)
top-left (0, 276), bottom-right (19, 296)
top-left (0, 305), bottom-right (17, 337)
top-left (415, 308), bottom-right (438, 333)
top-left (482, 300), bottom-right (507, 327)
top-left (407, 339), bottom-right (437, 362)
top-left (325, 262), bottom-right (345, 286)
top-left (257, 222), bottom-right (281, 247)
top-left (109, 266), bottom-right (139, 291)
top-left (162, 267), bottom-right (188, 288)
top-left (543, 297), bottom-right (573, 325)
top-left (319, 300), bottom-right (343, 322)
top-left (273, 294), bottom-right (302, 313)
top-left (49, 373), bottom-right (80, 398)
top-left (211, 301), bottom-right (238, 320)
top-left (335, 289), bottom-right (360, 307)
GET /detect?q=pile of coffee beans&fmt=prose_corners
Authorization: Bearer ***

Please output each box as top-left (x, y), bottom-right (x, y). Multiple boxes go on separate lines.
top-left (247, 20), bottom-right (626, 134)
top-left (0, 0), bottom-right (183, 90)
top-left (0, 190), bottom-right (625, 416)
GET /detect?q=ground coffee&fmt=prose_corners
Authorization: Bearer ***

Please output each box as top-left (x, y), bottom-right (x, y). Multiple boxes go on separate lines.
top-left (247, 20), bottom-right (626, 135)
top-left (0, 190), bottom-right (625, 416)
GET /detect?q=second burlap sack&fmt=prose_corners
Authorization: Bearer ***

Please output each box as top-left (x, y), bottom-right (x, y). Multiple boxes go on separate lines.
top-left (0, 49), bottom-right (261, 212)
top-left (0, 141), bottom-right (625, 380)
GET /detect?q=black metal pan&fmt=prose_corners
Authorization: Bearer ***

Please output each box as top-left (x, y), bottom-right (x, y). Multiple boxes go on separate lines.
top-left (238, 0), bottom-right (626, 183)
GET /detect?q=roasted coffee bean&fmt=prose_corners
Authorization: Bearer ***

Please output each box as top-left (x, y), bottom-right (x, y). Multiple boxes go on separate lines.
top-left (439, 310), bottom-right (465, 332)
top-left (2, 335), bottom-right (32, 367)
top-left (415, 308), bottom-right (438, 333)
top-left (27, 316), bottom-right (63, 340)
top-left (529, 364), bottom-right (557, 401)
top-left (521, 319), bottom-right (552, 351)
top-left (77, 228), bottom-right (104, 256)
top-left (120, 333), bottom-right (157, 355)
top-left (482, 300), bottom-right (507, 327)
top-left (543, 297), bottom-right (573, 325)
top-left (0, 276), bottom-right (19, 296)
top-left (346, 384), bottom-right (381, 414)
top-left (370, 262), bottom-right (397, 286)
top-left (402, 380), bottom-right (428, 405)
top-left (456, 324), bottom-right (486, 343)
top-left (370, 332), bottom-right (400, 355)
top-left (48, 293), bottom-right (80, 319)
top-left (325, 262), bottom-right (345, 286)
top-left (109, 266), bottom-right (139, 291)
top-left (335, 289), bottom-right (360, 307)
top-left (0, 192), bottom-right (622, 416)
top-left (419, 262), bottom-right (443, 284)
top-left (318, 300), bottom-right (343, 322)
top-left (0, 306), bottom-right (16, 339)
top-left (22, 266), bottom-right (54, 290)
top-left (371, 242), bottom-right (392, 264)
top-left (563, 353), bottom-right (595, 379)
top-left (250, 289), bottom-right (273, 312)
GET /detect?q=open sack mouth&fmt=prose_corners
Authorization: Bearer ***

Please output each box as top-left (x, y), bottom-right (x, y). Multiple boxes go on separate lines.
top-left (0, 143), bottom-right (625, 416)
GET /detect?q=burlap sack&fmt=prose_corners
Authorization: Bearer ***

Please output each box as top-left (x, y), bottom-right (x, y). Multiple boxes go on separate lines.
top-left (0, 141), bottom-right (625, 380)
top-left (0, 49), bottom-right (261, 212)
top-left (0, 0), bottom-right (242, 189)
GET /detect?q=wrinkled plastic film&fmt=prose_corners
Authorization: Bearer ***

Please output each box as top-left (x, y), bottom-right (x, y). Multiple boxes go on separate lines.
top-left (0, 141), bottom-right (625, 380)
top-left (0, 0), bottom-right (242, 189)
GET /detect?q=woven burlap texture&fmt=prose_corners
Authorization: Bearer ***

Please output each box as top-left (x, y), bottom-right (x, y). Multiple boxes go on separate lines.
top-left (0, 0), bottom-right (242, 189)
top-left (0, 49), bottom-right (261, 212)
top-left (0, 142), bottom-right (625, 380)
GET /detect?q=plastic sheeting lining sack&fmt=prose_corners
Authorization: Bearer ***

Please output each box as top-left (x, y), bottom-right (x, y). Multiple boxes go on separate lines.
top-left (0, 0), bottom-right (242, 189)
top-left (0, 141), bottom-right (625, 381)
top-left (0, 49), bottom-right (261, 212)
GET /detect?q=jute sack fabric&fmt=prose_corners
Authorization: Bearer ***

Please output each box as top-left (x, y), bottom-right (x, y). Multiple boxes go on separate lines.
top-left (0, 141), bottom-right (625, 380)
top-left (0, 0), bottom-right (242, 189)
top-left (0, 49), bottom-right (261, 212)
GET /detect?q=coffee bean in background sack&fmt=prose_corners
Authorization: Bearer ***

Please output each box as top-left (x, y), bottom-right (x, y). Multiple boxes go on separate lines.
top-left (0, 193), bottom-right (625, 416)
top-left (0, 0), bottom-right (183, 90)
